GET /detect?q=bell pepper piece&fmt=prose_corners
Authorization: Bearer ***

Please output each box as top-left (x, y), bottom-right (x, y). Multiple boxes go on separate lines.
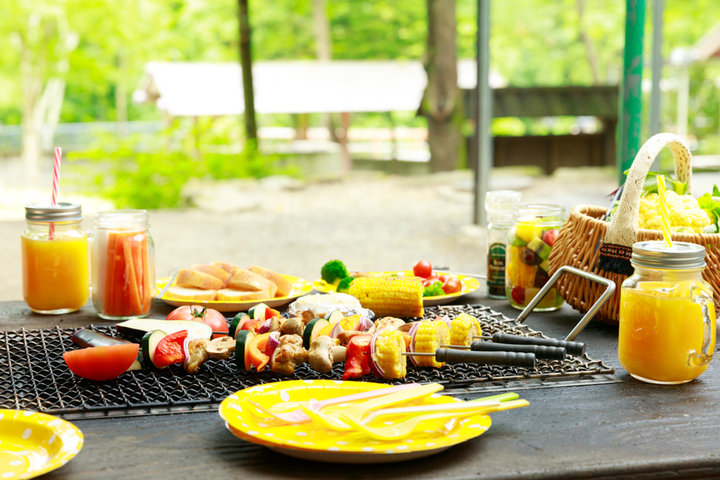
top-left (342, 334), bottom-right (372, 380)
top-left (154, 330), bottom-right (189, 368)
top-left (247, 332), bottom-right (271, 372)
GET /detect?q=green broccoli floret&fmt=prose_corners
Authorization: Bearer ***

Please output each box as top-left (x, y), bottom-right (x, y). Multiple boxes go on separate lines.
top-left (321, 259), bottom-right (349, 284)
top-left (423, 281), bottom-right (445, 297)
top-left (336, 276), bottom-right (355, 293)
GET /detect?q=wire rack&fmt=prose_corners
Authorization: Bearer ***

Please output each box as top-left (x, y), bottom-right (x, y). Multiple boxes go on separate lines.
top-left (0, 305), bottom-right (614, 419)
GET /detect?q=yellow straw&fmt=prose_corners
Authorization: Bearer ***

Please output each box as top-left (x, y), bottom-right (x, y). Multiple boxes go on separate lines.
top-left (656, 175), bottom-right (673, 248)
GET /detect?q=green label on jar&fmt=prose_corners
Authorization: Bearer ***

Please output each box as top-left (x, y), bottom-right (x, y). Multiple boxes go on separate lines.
top-left (487, 242), bottom-right (507, 296)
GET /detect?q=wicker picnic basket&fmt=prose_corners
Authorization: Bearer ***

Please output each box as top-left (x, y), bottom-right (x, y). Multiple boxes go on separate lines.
top-left (548, 133), bottom-right (720, 324)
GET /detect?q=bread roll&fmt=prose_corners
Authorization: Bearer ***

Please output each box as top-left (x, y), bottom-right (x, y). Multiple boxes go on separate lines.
top-left (177, 268), bottom-right (225, 290)
top-left (164, 285), bottom-right (217, 302)
top-left (215, 288), bottom-right (270, 302)
top-left (227, 268), bottom-right (278, 297)
top-left (248, 266), bottom-right (293, 297)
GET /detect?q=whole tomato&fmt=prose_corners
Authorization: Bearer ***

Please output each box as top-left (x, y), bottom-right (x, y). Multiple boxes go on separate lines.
top-left (422, 276), bottom-right (440, 287)
top-left (442, 277), bottom-right (463, 294)
top-left (166, 305), bottom-right (229, 339)
top-left (413, 260), bottom-right (433, 278)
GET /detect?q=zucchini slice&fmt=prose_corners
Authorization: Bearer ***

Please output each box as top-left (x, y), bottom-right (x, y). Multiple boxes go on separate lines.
top-left (302, 318), bottom-right (329, 349)
top-left (141, 330), bottom-right (168, 368)
top-left (116, 319), bottom-right (212, 341)
top-left (326, 310), bottom-right (345, 325)
top-left (229, 313), bottom-right (250, 339)
top-left (235, 330), bottom-right (255, 371)
top-left (248, 303), bottom-right (267, 320)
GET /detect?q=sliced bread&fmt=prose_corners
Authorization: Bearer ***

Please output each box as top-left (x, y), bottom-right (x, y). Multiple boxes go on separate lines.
top-left (227, 268), bottom-right (278, 297)
top-left (177, 268), bottom-right (225, 290)
top-left (215, 288), bottom-right (270, 302)
top-left (164, 285), bottom-right (217, 302)
top-left (248, 265), bottom-right (293, 297)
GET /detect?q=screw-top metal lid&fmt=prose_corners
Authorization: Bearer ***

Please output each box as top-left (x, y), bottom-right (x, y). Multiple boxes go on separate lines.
top-left (25, 202), bottom-right (82, 222)
top-left (631, 241), bottom-right (706, 269)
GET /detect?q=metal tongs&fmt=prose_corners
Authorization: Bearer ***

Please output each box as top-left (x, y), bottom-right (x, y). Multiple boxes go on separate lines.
top-left (446, 266), bottom-right (615, 359)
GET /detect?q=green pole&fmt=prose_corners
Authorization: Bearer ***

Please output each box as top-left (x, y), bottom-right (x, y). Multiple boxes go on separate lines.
top-left (617, 0), bottom-right (646, 185)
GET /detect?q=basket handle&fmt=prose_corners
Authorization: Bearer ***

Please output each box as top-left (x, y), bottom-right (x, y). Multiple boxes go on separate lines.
top-left (604, 133), bottom-right (693, 246)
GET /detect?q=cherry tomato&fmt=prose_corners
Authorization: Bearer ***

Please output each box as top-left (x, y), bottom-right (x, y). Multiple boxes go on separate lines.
top-left (422, 276), bottom-right (440, 287)
top-left (166, 305), bottom-right (229, 339)
top-left (442, 276), bottom-right (463, 294)
top-left (413, 260), bottom-right (433, 278)
top-left (63, 344), bottom-right (139, 381)
top-left (438, 274), bottom-right (450, 284)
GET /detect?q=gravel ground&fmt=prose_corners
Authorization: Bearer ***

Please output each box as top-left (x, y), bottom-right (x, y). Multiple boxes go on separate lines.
top-left (2, 160), bottom-right (716, 303)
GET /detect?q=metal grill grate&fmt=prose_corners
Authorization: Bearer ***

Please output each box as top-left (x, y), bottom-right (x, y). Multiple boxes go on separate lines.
top-left (0, 305), bottom-right (613, 418)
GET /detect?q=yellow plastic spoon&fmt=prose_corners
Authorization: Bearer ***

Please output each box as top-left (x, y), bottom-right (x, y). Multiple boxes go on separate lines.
top-left (341, 399), bottom-right (529, 441)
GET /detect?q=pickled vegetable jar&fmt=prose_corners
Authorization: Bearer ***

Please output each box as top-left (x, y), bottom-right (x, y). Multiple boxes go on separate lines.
top-left (91, 210), bottom-right (155, 320)
top-left (619, 241), bottom-right (715, 384)
top-left (505, 203), bottom-right (564, 311)
top-left (22, 203), bottom-right (89, 314)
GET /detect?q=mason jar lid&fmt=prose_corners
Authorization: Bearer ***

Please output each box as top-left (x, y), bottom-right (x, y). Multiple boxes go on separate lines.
top-left (94, 210), bottom-right (149, 230)
top-left (631, 241), bottom-right (706, 269)
top-left (25, 202), bottom-right (82, 222)
top-left (516, 203), bottom-right (565, 224)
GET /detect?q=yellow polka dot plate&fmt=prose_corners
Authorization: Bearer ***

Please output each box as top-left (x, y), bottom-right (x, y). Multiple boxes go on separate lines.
top-left (219, 380), bottom-right (491, 463)
top-left (0, 410), bottom-right (83, 479)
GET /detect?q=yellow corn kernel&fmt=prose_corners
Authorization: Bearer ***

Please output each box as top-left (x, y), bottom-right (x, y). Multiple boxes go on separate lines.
top-left (412, 320), bottom-right (449, 368)
top-left (349, 276), bottom-right (423, 318)
top-left (372, 329), bottom-right (407, 379)
top-left (449, 313), bottom-right (482, 347)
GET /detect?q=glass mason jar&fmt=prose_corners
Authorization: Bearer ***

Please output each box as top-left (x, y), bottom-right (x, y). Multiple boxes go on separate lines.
top-left (505, 203), bottom-right (564, 311)
top-left (91, 210), bottom-right (155, 320)
top-left (618, 241), bottom-right (716, 385)
top-left (21, 203), bottom-right (89, 314)
top-left (485, 190), bottom-right (522, 299)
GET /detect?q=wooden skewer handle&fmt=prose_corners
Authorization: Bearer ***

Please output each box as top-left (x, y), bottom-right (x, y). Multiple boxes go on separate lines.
top-left (469, 341), bottom-right (566, 361)
top-left (491, 332), bottom-right (586, 356)
top-left (434, 348), bottom-right (536, 368)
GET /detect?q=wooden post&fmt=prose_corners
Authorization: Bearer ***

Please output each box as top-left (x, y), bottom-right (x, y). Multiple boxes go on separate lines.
top-left (238, 0), bottom-right (258, 145)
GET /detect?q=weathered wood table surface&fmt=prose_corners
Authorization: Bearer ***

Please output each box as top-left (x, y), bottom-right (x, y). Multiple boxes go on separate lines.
top-left (2, 293), bottom-right (719, 480)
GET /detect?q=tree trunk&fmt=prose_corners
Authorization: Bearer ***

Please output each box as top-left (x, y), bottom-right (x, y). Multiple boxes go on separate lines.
top-left (238, 0), bottom-right (258, 146)
top-left (421, 0), bottom-right (461, 172)
top-left (20, 38), bottom-right (43, 186)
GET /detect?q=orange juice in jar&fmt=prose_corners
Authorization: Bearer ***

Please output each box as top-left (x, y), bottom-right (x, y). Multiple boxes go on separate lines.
top-left (91, 210), bottom-right (155, 320)
top-left (619, 241), bottom-right (715, 384)
top-left (21, 203), bottom-right (89, 314)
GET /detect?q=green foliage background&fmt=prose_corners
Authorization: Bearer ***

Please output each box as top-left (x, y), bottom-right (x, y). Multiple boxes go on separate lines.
top-left (2, 0), bottom-right (720, 206)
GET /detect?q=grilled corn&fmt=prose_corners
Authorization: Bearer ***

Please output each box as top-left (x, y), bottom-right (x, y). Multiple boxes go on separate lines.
top-left (411, 320), bottom-right (449, 368)
top-left (371, 329), bottom-right (407, 379)
top-left (348, 276), bottom-right (424, 318)
top-left (448, 313), bottom-right (482, 347)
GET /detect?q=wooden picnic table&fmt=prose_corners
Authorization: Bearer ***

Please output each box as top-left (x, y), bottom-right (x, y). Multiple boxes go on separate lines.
top-left (1, 293), bottom-right (719, 480)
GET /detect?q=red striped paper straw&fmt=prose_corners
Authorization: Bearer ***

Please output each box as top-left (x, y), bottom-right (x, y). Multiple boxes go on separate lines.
top-left (49, 147), bottom-right (62, 239)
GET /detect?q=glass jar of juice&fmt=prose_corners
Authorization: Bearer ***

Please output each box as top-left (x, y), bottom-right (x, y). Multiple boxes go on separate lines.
top-left (505, 203), bottom-right (564, 311)
top-left (619, 241), bottom-right (715, 385)
top-left (21, 203), bottom-right (89, 314)
top-left (91, 210), bottom-right (155, 320)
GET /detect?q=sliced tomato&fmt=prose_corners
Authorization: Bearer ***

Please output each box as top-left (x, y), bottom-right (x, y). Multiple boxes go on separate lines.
top-left (63, 344), bottom-right (140, 381)
top-left (153, 330), bottom-right (189, 368)
top-left (247, 332), bottom-right (271, 372)
top-left (239, 316), bottom-right (264, 334)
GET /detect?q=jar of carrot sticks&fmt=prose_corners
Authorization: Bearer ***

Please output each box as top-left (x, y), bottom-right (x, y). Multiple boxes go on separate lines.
top-left (91, 210), bottom-right (155, 319)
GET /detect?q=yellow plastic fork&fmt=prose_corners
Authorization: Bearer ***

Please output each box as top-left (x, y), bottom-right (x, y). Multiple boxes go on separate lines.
top-left (299, 382), bottom-right (444, 431)
top-left (341, 399), bottom-right (529, 441)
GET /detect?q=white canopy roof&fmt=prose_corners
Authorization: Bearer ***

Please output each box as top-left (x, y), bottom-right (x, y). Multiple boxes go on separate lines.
top-left (134, 60), bottom-right (506, 117)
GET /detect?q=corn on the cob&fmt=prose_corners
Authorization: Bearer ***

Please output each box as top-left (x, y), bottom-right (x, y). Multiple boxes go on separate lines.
top-left (412, 320), bottom-right (449, 368)
top-left (448, 313), bottom-right (482, 347)
top-left (348, 276), bottom-right (423, 318)
top-left (372, 329), bottom-right (407, 379)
